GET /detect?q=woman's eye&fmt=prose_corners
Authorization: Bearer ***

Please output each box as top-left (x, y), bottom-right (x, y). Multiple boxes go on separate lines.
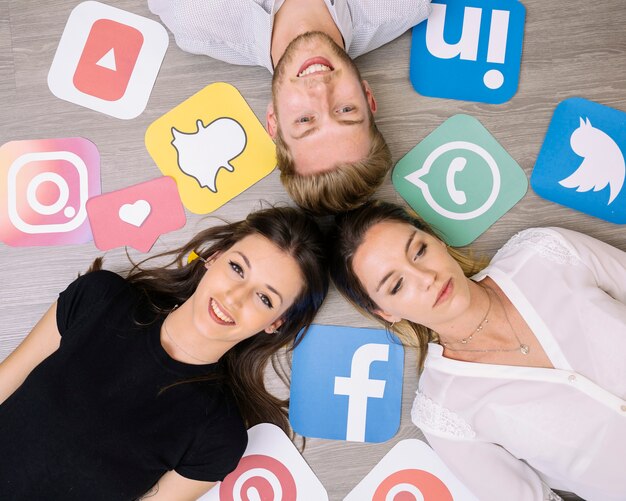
top-left (297, 115), bottom-right (312, 124)
top-left (391, 277), bottom-right (403, 295)
top-left (414, 244), bottom-right (427, 260)
top-left (229, 261), bottom-right (244, 278)
top-left (338, 106), bottom-right (354, 113)
top-left (258, 293), bottom-right (273, 309)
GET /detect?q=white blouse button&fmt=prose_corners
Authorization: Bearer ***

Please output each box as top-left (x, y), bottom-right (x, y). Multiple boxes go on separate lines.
top-left (621, 405), bottom-right (626, 412)
top-left (568, 374), bottom-right (577, 382)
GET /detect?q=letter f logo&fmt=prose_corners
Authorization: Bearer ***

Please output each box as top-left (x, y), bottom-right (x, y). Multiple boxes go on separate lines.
top-left (334, 344), bottom-right (390, 442)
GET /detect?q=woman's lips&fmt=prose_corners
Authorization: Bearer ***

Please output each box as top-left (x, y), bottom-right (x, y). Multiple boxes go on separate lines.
top-left (434, 279), bottom-right (453, 307)
top-left (297, 57), bottom-right (334, 77)
top-left (209, 298), bottom-right (235, 325)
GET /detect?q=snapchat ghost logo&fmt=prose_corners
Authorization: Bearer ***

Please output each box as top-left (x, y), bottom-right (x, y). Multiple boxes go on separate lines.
top-left (145, 83), bottom-right (276, 214)
top-left (171, 118), bottom-right (247, 193)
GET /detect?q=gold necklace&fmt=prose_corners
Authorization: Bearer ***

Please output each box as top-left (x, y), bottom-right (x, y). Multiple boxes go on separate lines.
top-left (163, 307), bottom-right (214, 364)
top-left (442, 284), bottom-right (491, 347)
top-left (442, 285), bottom-right (530, 356)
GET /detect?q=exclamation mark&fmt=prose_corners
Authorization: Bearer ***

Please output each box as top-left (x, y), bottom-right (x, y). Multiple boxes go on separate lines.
top-left (483, 10), bottom-right (510, 90)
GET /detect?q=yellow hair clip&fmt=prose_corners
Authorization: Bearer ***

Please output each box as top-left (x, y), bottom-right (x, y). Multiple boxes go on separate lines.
top-left (187, 250), bottom-right (203, 264)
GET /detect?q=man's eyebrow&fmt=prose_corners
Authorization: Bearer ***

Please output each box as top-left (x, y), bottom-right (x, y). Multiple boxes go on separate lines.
top-left (290, 118), bottom-right (365, 140)
top-left (375, 231), bottom-right (416, 293)
top-left (291, 126), bottom-right (319, 140)
top-left (234, 251), bottom-right (283, 305)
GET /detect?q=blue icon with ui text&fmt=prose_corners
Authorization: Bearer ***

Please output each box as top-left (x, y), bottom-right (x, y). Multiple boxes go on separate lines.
top-left (410, 0), bottom-right (526, 104)
top-left (531, 98), bottom-right (626, 223)
top-left (290, 325), bottom-right (404, 443)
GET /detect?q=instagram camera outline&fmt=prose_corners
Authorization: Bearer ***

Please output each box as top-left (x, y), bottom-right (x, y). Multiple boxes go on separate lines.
top-left (8, 150), bottom-right (89, 234)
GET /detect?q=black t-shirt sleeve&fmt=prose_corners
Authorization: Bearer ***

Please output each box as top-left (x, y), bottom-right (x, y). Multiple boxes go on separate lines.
top-left (175, 392), bottom-right (248, 482)
top-left (56, 270), bottom-right (128, 337)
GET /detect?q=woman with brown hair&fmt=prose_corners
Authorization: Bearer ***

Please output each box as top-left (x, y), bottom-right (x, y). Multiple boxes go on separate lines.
top-left (330, 200), bottom-right (626, 501)
top-left (0, 206), bottom-right (329, 501)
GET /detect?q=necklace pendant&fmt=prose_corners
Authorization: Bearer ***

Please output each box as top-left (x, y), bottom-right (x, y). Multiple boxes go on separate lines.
top-left (520, 344), bottom-right (530, 355)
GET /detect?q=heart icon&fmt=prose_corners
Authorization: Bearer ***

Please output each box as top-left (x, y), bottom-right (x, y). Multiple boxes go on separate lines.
top-left (119, 199), bottom-right (151, 227)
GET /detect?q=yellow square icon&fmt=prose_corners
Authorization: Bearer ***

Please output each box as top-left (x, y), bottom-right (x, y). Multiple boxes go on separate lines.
top-left (145, 82), bottom-right (276, 214)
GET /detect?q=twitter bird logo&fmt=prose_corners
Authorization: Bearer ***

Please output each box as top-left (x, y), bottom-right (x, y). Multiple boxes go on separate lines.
top-left (559, 117), bottom-right (625, 204)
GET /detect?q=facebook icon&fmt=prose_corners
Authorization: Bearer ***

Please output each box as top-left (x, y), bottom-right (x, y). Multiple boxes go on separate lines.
top-left (290, 325), bottom-right (404, 443)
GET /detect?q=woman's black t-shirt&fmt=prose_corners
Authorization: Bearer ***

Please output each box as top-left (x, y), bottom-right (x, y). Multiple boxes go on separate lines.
top-left (0, 271), bottom-right (247, 500)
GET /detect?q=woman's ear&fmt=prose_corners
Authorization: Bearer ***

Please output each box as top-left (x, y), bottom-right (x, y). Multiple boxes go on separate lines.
top-left (264, 318), bottom-right (285, 334)
top-left (373, 308), bottom-right (401, 324)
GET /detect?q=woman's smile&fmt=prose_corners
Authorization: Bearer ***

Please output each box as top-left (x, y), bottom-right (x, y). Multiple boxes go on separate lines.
top-left (209, 298), bottom-right (235, 325)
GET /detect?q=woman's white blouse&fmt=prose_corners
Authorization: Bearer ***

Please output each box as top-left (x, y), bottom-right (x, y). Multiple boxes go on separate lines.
top-left (412, 227), bottom-right (626, 501)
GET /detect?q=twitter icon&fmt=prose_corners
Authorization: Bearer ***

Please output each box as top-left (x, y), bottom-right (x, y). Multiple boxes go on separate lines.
top-left (531, 98), bottom-right (626, 223)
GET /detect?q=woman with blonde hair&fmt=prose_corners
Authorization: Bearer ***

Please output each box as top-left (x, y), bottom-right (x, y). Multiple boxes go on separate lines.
top-left (330, 200), bottom-right (626, 501)
top-left (0, 206), bottom-right (329, 501)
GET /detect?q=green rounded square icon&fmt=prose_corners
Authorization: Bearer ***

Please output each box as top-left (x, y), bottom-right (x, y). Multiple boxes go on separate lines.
top-left (392, 114), bottom-right (528, 246)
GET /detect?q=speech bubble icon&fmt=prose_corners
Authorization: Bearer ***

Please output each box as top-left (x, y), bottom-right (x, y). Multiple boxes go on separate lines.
top-left (86, 176), bottom-right (185, 252)
top-left (145, 82), bottom-right (277, 214)
top-left (393, 114), bottom-right (527, 246)
top-left (171, 117), bottom-right (247, 193)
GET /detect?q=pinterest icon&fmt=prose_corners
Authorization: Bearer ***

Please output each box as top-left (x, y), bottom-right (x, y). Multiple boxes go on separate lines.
top-left (219, 455), bottom-right (296, 501)
top-left (200, 424), bottom-right (327, 501)
top-left (345, 440), bottom-right (478, 501)
top-left (372, 469), bottom-right (452, 501)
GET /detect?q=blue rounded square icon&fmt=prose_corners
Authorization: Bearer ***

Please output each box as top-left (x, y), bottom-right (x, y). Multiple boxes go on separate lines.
top-left (290, 325), bottom-right (404, 443)
top-left (531, 98), bottom-right (626, 223)
top-left (410, 0), bottom-right (526, 104)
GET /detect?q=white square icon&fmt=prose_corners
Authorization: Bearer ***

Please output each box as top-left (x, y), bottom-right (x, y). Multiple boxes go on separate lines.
top-left (48, 1), bottom-right (168, 119)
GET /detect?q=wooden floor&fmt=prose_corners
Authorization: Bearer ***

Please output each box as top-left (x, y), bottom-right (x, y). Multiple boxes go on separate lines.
top-left (1, 1), bottom-right (625, 499)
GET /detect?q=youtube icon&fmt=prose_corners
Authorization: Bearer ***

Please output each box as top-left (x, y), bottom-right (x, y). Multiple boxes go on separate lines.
top-left (48, 1), bottom-right (168, 119)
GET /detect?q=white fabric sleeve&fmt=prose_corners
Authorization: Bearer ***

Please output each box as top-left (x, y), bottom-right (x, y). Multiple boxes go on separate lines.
top-left (147, 0), bottom-right (269, 68)
top-left (554, 227), bottom-right (626, 304)
top-left (347, 0), bottom-right (432, 57)
top-left (424, 433), bottom-right (562, 501)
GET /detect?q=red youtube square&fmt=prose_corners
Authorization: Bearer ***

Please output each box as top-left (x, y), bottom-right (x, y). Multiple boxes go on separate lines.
top-left (73, 19), bottom-right (144, 102)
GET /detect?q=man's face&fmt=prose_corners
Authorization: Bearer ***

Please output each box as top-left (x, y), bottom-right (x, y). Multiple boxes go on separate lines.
top-left (267, 32), bottom-right (377, 175)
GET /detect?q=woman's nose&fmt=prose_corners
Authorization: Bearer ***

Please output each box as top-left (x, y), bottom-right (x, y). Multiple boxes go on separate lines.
top-left (224, 284), bottom-right (247, 309)
top-left (412, 266), bottom-right (436, 290)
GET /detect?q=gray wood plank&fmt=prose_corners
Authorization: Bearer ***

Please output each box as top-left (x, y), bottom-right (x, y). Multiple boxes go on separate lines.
top-left (1, 1), bottom-right (625, 499)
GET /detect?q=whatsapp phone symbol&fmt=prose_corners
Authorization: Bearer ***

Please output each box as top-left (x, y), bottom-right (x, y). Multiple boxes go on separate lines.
top-left (393, 115), bottom-right (527, 246)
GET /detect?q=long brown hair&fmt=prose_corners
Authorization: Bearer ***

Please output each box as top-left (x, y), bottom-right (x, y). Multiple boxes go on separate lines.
top-left (94, 207), bottom-right (329, 433)
top-left (329, 200), bottom-right (483, 371)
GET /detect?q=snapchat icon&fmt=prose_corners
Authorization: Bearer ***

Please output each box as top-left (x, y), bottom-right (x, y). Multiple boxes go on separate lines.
top-left (145, 83), bottom-right (276, 213)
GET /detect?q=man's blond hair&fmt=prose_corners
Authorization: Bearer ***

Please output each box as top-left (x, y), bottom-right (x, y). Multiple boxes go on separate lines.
top-left (275, 117), bottom-right (392, 215)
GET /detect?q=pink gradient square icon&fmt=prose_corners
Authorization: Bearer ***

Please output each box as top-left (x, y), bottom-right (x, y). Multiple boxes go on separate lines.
top-left (0, 137), bottom-right (100, 246)
top-left (86, 176), bottom-right (186, 252)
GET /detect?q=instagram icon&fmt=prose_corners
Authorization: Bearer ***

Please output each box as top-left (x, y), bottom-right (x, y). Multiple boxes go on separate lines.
top-left (0, 138), bottom-right (100, 246)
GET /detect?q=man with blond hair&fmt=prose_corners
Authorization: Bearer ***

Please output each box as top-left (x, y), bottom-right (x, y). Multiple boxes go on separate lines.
top-left (149, 0), bottom-right (431, 214)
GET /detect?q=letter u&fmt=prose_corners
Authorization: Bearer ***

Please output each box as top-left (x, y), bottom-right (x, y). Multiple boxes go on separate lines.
top-left (425, 4), bottom-right (482, 61)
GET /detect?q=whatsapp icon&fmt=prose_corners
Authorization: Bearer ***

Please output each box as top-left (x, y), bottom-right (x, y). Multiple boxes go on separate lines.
top-left (393, 115), bottom-right (527, 246)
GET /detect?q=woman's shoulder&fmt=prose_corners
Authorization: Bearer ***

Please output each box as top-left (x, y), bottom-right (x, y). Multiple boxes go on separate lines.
top-left (492, 227), bottom-right (582, 267)
top-left (411, 388), bottom-right (476, 440)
